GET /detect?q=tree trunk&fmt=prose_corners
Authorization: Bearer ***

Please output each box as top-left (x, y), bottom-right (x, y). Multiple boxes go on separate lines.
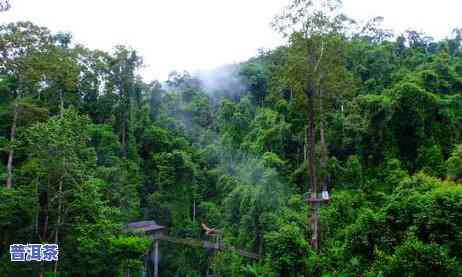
top-left (43, 186), bottom-right (49, 242)
top-left (6, 99), bottom-right (18, 188)
top-left (53, 178), bottom-right (62, 273)
top-left (59, 88), bottom-right (64, 116)
top-left (119, 79), bottom-right (128, 157)
top-left (193, 199), bottom-right (196, 222)
top-left (35, 180), bottom-right (40, 238)
top-left (307, 82), bottom-right (319, 250)
top-left (121, 117), bottom-right (126, 156)
top-left (307, 83), bottom-right (317, 199)
top-left (121, 95), bottom-right (130, 158)
top-left (310, 202), bottom-right (320, 250)
top-left (55, 107), bottom-right (65, 273)
top-left (319, 121), bottom-right (327, 191)
top-left (319, 88), bottom-right (328, 192)
top-left (304, 126), bottom-right (308, 162)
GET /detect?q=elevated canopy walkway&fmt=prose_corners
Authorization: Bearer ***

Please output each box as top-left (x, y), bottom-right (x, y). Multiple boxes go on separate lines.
top-left (124, 220), bottom-right (260, 277)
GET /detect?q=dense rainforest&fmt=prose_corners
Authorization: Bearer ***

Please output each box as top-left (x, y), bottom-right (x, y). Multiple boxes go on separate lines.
top-left (1, 1), bottom-right (462, 276)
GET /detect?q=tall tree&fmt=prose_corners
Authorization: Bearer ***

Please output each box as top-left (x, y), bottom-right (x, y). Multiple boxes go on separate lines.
top-left (107, 46), bottom-right (143, 158)
top-left (24, 109), bottom-right (97, 273)
top-left (0, 22), bottom-right (53, 188)
top-left (273, 0), bottom-right (349, 249)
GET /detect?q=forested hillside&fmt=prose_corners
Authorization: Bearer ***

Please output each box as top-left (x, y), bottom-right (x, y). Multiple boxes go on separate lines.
top-left (1, 1), bottom-right (462, 276)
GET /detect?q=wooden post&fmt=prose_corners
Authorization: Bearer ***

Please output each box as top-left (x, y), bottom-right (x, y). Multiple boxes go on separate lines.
top-left (153, 240), bottom-right (159, 277)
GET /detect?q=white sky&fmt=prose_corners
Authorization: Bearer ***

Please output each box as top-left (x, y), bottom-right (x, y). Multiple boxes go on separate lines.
top-left (1, 0), bottom-right (461, 81)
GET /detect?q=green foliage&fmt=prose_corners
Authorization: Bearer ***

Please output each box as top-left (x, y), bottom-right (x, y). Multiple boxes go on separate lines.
top-left (2, 16), bottom-right (462, 276)
top-left (342, 155), bottom-right (364, 188)
top-left (369, 239), bottom-right (461, 276)
top-left (382, 157), bottom-right (410, 190)
top-left (242, 107), bottom-right (291, 157)
top-left (416, 143), bottom-right (445, 177)
top-left (110, 235), bottom-right (151, 260)
top-left (446, 144), bottom-right (462, 182)
top-left (0, 185), bottom-right (35, 234)
top-left (332, 174), bottom-right (462, 274)
top-left (218, 97), bottom-right (253, 148)
top-left (264, 223), bottom-right (310, 276)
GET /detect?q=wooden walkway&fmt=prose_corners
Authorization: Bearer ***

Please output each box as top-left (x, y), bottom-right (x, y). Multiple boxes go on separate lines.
top-left (153, 233), bottom-right (260, 260)
top-left (125, 221), bottom-right (260, 277)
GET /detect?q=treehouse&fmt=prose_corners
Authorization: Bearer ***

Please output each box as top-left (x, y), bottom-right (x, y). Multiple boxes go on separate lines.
top-left (304, 190), bottom-right (330, 203)
top-left (124, 220), bottom-right (166, 239)
top-left (124, 220), bottom-right (166, 277)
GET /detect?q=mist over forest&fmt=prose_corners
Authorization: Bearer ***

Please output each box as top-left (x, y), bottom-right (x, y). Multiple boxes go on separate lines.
top-left (1, 0), bottom-right (462, 276)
